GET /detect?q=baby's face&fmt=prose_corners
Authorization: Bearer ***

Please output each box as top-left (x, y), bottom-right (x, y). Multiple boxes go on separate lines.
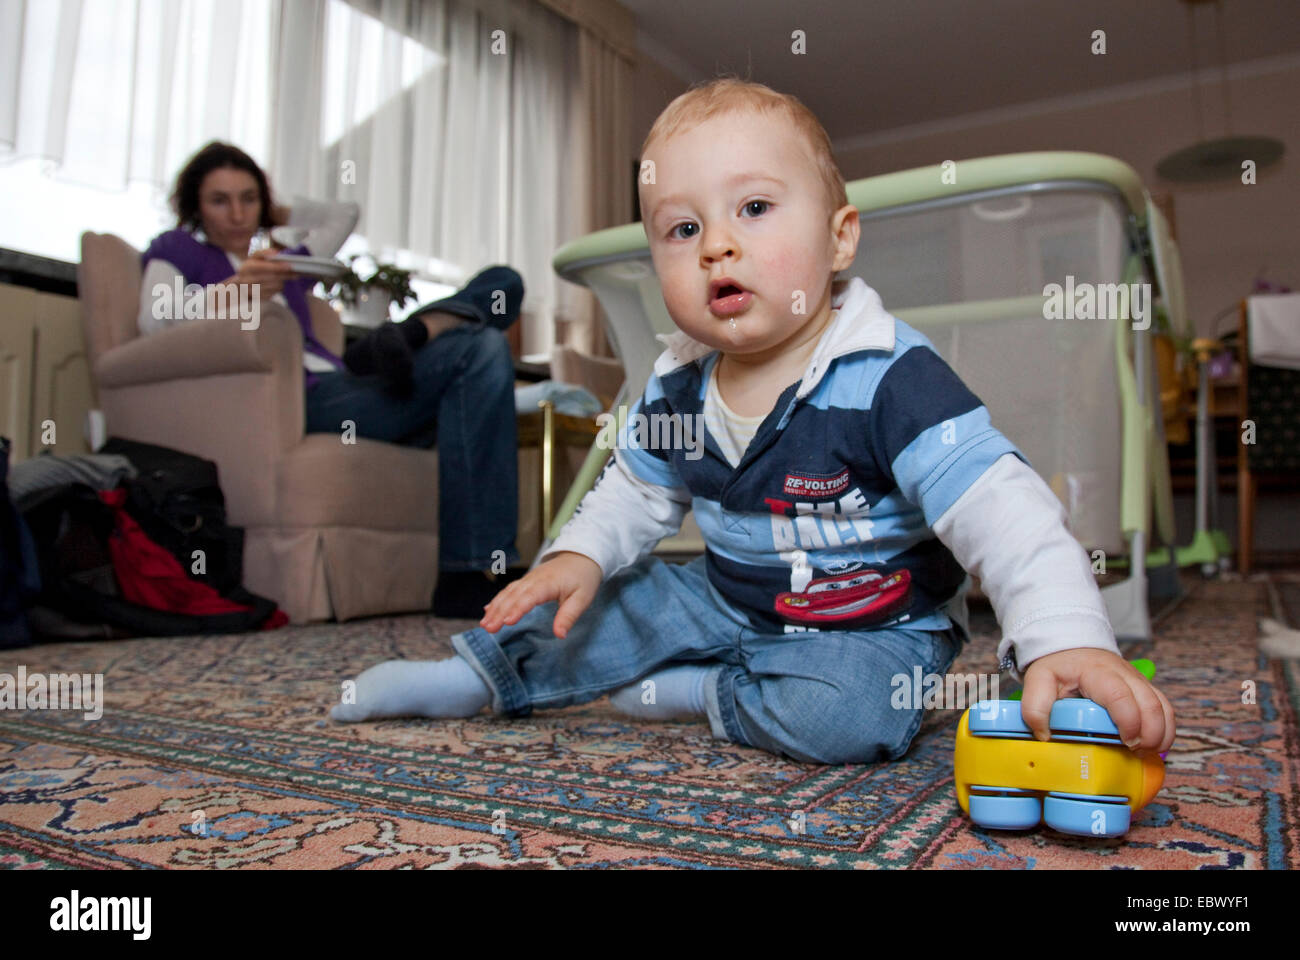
top-left (640, 109), bottom-right (858, 359)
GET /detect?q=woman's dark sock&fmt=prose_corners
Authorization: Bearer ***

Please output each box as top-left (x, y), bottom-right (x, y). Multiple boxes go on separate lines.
top-left (432, 568), bottom-right (525, 618)
top-left (342, 318), bottom-right (430, 396)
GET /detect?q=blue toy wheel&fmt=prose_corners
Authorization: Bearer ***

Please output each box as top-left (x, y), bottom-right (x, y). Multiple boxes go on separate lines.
top-left (1043, 794), bottom-right (1131, 837)
top-left (1048, 790), bottom-right (1130, 803)
top-left (968, 793), bottom-right (1042, 830)
top-left (967, 701), bottom-right (1033, 738)
top-left (1048, 698), bottom-right (1120, 737)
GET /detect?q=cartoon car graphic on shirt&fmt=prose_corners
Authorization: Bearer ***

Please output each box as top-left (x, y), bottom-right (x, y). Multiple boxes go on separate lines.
top-left (774, 567), bottom-right (912, 627)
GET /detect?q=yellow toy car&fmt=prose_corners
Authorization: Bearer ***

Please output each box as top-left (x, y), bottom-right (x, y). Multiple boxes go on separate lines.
top-left (954, 697), bottom-right (1165, 837)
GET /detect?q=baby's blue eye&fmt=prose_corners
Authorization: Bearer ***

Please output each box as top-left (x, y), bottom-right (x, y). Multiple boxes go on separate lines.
top-left (667, 203), bottom-right (767, 239)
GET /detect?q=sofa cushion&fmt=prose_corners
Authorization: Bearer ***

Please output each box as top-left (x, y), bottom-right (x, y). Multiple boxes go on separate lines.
top-left (276, 433), bottom-right (439, 531)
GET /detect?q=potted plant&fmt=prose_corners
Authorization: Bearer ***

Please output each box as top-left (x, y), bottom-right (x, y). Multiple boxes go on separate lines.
top-left (321, 255), bottom-right (418, 328)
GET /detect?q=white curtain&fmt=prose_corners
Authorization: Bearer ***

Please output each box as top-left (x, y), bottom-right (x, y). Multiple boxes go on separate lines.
top-left (0, 0), bottom-right (585, 355)
top-left (0, 0), bottom-right (274, 192)
top-left (282, 0), bottom-right (585, 354)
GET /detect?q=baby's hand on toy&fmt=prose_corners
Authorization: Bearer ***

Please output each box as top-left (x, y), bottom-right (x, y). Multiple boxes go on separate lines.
top-left (1021, 648), bottom-right (1175, 757)
top-left (479, 551), bottom-right (603, 639)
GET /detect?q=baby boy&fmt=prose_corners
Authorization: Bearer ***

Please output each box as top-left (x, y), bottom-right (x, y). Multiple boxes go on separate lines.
top-left (333, 78), bottom-right (1174, 765)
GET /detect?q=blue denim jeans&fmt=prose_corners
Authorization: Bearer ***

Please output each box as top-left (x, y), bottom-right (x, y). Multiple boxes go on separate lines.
top-left (304, 324), bottom-right (520, 571)
top-left (451, 555), bottom-right (964, 764)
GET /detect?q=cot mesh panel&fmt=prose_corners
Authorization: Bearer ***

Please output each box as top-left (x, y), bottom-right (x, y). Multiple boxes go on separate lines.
top-left (846, 188), bottom-right (1134, 553)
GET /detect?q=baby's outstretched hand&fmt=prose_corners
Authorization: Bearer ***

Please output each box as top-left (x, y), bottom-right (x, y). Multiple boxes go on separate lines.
top-left (1020, 648), bottom-right (1175, 757)
top-left (479, 551), bottom-right (603, 639)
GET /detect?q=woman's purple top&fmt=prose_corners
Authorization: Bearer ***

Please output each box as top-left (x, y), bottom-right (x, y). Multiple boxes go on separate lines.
top-left (140, 229), bottom-right (343, 388)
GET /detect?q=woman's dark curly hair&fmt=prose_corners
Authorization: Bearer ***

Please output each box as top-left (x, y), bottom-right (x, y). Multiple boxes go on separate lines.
top-left (169, 141), bottom-right (274, 232)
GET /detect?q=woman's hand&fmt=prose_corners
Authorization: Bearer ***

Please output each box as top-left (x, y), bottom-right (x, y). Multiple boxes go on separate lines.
top-left (479, 552), bottom-right (603, 639)
top-left (1020, 648), bottom-right (1176, 757)
top-left (227, 248), bottom-right (297, 300)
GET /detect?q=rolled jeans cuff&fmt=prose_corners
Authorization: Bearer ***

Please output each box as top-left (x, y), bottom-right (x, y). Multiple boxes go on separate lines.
top-left (451, 628), bottom-right (529, 717)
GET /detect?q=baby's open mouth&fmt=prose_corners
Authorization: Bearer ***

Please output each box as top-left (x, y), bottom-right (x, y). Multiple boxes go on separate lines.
top-left (709, 279), bottom-right (753, 317)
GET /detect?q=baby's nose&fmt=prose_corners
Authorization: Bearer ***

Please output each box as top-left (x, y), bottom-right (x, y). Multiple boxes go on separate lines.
top-left (701, 232), bottom-right (737, 261)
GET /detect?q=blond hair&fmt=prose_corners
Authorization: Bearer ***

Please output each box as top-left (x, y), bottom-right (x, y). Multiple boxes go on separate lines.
top-left (639, 77), bottom-right (848, 222)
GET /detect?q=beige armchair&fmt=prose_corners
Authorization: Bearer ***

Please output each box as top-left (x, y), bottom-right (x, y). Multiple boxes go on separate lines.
top-left (77, 232), bottom-right (440, 624)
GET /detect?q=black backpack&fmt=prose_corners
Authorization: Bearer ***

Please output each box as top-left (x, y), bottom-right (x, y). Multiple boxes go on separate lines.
top-left (14, 438), bottom-right (282, 644)
top-left (99, 436), bottom-right (244, 594)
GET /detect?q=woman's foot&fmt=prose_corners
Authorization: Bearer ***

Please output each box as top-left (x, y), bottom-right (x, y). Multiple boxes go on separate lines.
top-left (341, 318), bottom-right (428, 396)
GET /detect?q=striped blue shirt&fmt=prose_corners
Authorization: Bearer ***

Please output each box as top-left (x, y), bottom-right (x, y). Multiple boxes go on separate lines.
top-left (561, 277), bottom-right (1029, 636)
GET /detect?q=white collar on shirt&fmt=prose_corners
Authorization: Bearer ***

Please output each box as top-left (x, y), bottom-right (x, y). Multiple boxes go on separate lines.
top-left (651, 276), bottom-right (896, 398)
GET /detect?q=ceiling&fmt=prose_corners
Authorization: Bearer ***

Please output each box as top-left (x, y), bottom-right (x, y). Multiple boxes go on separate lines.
top-left (620, 0), bottom-right (1300, 144)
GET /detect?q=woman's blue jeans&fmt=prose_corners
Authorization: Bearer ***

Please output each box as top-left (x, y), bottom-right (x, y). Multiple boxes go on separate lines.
top-left (452, 555), bottom-right (964, 764)
top-left (304, 324), bottom-right (519, 571)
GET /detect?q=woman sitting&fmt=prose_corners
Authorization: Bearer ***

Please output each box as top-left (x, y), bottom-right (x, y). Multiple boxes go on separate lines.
top-left (139, 140), bottom-right (522, 616)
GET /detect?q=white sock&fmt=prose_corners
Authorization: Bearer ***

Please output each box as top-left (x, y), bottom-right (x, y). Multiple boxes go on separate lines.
top-left (608, 664), bottom-right (718, 720)
top-left (330, 656), bottom-right (491, 722)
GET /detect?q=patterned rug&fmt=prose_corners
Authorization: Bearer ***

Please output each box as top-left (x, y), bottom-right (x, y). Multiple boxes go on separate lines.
top-left (1, 570), bottom-right (1296, 870)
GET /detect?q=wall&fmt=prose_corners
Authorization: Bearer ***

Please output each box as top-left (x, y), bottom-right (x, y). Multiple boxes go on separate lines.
top-left (835, 60), bottom-right (1300, 341)
top-left (629, 51), bottom-right (690, 215)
